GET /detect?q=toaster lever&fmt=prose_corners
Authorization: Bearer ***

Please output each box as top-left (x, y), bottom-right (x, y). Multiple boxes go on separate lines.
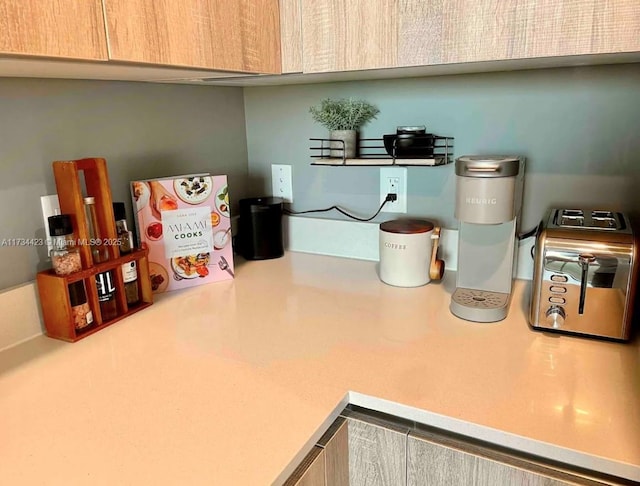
top-left (578, 253), bottom-right (596, 314)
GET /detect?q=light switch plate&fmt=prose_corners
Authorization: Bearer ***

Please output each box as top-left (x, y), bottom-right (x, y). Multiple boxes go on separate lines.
top-left (271, 164), bottom-right (293, 202)
top-left (41, 194), bottom-right (60, 256)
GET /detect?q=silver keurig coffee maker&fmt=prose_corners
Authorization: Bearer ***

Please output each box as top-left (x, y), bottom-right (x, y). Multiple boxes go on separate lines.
top-left (450, 156), bottom-right (525, 322)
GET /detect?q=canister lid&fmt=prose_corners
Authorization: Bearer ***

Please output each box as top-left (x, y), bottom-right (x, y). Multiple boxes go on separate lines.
top-left (48, 214), bottom-right (73, 236)
top-left (380, 218), bottom-right (434, 234)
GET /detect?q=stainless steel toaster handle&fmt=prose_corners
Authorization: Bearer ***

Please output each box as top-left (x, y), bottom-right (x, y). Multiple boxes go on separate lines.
top-left (578, 253), bottom-right (596, 314)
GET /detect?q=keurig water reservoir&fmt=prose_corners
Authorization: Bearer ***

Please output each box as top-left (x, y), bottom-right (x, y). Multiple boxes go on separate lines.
top-left (450, 155), bottom-right (525, 322)
top-left (239, 197), bottom-right (284, 260)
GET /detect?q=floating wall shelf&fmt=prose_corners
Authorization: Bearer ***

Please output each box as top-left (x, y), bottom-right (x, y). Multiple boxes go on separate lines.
top-left (310, 136), bottom-right (454, 167)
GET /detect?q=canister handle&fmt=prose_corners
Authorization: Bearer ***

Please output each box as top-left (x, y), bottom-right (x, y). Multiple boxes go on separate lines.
top-left (429, 227), bottom-right (445, 280)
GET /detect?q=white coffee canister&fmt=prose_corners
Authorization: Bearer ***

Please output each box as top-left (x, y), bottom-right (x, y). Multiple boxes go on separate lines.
top-left (379, 219), bottom-right (435, 287)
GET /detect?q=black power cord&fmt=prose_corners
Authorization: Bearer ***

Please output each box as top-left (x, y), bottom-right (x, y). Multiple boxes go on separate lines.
top-left (284, 193), bottom-right (397, 222)
top-left (518, 226), bottom-right (538, 240)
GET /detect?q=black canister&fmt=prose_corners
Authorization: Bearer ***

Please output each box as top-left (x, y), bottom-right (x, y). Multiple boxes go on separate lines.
top-left (238, 197), bottom-right (284, 260)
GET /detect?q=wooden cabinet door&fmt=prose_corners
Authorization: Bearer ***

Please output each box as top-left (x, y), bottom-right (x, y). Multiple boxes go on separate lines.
top-left (398, 0), bottom-right (640, 67)
top-left (474, 457), bottom-right (572, 486)
top-left (408, 433), bottom-right (582, 486)
top-left (103, 0), bottom-right (281, 73)
top-left (280, 0), bottom-right (303, 73)
top-left (398, 0), bottom-right (515, 66)
top-left (348, 417), bottom-right (406, 486)
top-left (284, 446), bottom-right (326, 486)
top-left (301, 0), bottom-right (397, 73)
top-left (0, 0), bottom-right (108, 60)
top-left (302, 0), bottom-right (640, 72)
top-left (407, 434), bottom-right (476, 485)
top-left (511, 0), bottom-right (640, 59)
top-left (322, 418), bottom-right (349, 486)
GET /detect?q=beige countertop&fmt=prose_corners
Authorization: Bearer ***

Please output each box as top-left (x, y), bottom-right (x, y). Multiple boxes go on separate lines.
top-left (1, 252), bottom-right (639, 485)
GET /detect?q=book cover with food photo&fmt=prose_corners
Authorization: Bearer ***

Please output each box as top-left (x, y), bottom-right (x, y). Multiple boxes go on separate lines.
top-left (130, 174), bottom-right (234, 293)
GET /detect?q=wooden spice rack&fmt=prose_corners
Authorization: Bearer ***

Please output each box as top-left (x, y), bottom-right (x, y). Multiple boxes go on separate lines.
top-left (36, 158), bottom-right (153, 342)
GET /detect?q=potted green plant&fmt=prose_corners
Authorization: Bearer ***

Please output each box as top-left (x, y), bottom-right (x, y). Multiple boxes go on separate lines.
top-left (310, 98), bottom-right (380, 159)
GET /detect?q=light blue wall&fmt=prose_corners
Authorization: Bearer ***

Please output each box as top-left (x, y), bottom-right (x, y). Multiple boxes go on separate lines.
top-left (3, 65), bottom-right (639, 290)
top-left (0, 78), bottom-right (248, 290)
top-left (244, 64), bottom-right (640, 231)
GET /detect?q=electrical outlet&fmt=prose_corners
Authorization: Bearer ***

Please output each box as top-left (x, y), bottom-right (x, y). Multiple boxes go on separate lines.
top-left (271, 164), bottom-right (293, 203)
top-left (380, 167), bottom-right (407, 213)
top-left (40, 194), bottom-right (61, 255)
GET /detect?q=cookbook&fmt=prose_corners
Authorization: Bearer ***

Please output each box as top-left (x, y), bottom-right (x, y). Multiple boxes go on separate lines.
top-left (130, 174), bottom-right (234, 293)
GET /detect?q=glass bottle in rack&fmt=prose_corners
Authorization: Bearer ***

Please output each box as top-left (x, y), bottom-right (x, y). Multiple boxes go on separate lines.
top-left (68, 280), bottom-right (94, 331)
top-left (84, 196), bottom-right (108, 264)
top-left (84, 197), bottom-right (117, 321)
top-left (95, 270), bottom-right (118, 321)
top-left (113, 202), bottom-right (139, 306)
top-left (48, 214), bottom-right (81, 276)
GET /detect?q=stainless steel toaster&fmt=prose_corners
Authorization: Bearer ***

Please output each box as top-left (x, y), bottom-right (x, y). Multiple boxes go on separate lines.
top-left (530, 209), bottom-right (638, 340)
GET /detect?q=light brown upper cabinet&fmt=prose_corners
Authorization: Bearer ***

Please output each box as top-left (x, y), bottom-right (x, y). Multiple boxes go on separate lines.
top-left (103, 0), bottom-right (282, 74)
top-left (301, 0), bottom-right (398, 73)
top-left (399, 0), bottom-right (640, 66)
top-left (0, 0), bottom-right (108, 60)
top-left (301, 0), bottom-right (640, 73)
top-left (280, 0), bottom-right (303, 73)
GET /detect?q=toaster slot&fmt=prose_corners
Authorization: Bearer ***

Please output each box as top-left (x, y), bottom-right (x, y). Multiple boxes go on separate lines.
top-left (591, 217), bottom-right (616, 229)
top-left (551, 209), bottom-right (628, 230)
top-left (558, 209), bottom-right (584, 227)
top-left (590, 210), bottom-right (618, 229)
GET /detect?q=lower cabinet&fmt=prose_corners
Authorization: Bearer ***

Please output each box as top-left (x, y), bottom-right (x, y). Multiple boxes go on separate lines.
top-left (406, 434), bottom-right (475, 485)
top-left (323, 418), bottom-right (349, 486)
top-left (284, 446), bottom-right (326, 486)
top-left (347, 417), bottom-right (406, 486)
top-left (407, 433), bottom-right (574, 486)
top-left (475, 458), bottom-right (569, 486)
top-left (285, 418), bottom-right (350, 486)
top-left (284, 407), bottom-right (622, 486)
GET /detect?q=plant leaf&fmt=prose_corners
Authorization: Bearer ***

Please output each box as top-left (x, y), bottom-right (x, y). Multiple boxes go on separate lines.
top-left (310, 98), bottom-right (380, 131)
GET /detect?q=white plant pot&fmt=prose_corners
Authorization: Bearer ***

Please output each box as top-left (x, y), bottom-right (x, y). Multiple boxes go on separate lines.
top-left (330, 130), bottom-right (357, 159)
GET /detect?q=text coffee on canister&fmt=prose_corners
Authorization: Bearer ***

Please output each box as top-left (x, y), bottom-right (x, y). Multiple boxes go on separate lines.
top-left (379, 219), bottom-right (435, 287)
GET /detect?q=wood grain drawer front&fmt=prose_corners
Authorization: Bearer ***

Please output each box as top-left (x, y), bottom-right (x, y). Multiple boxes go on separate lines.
top-left (475, 457), bottom-right (575, 486)
top-left (103, 0), bottom-right (281, 73)
top-left (398, 0), bottom-right (640, 67)
top-left (408, 435), bottom-right (582, 486)
top-left (407, 435), bottom-right (476, 486)
top-left (301, 0), bottom-right (398, 73)
top-left (0, 0), bottom-right (108, 60)
top-left (348, 418), bottom-right (406, 486)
